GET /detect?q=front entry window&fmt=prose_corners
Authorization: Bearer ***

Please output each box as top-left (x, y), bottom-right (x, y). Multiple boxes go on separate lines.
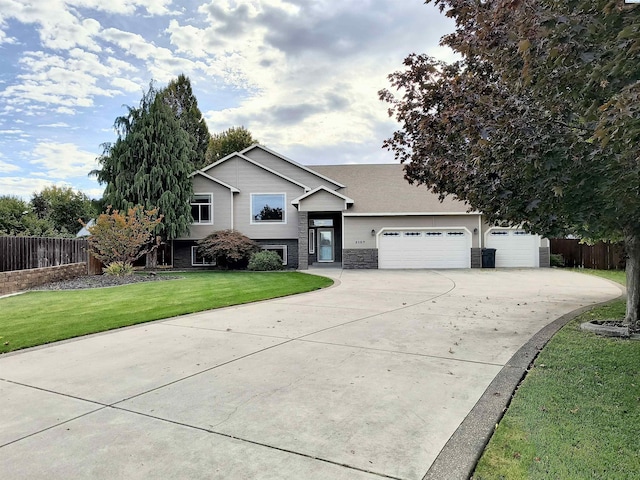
top-left (318, 228), bottom-right (334, 262)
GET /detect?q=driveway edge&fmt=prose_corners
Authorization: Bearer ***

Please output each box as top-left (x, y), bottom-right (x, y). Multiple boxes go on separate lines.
top-left (423, 278), bottom-right (626, 480)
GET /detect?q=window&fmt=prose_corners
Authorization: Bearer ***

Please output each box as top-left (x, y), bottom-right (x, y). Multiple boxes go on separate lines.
top-left (309, 229), bottom-right (315, 254)
top-left (251, 193), bottom-right (285, 224)
top-left (263, 245), bottom-right (287, 265)
top-left (191, 246), bottom-right (215, 266)
top-left (191, 194), bottom-right (212, 224)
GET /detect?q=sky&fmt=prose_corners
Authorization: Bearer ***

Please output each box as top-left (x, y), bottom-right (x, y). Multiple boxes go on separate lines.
top-left (0, 0), bottom-right (456, 200)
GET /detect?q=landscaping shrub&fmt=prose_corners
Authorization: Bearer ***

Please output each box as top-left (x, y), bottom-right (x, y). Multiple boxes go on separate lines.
top-left (550, 253), bottom-right (564, 267)
top-left (248, 250), bottom-right (285, 271)
top-left (197, 230), bottom-right (260, 269)
top-left (103, 261), bottom-right (135, 276)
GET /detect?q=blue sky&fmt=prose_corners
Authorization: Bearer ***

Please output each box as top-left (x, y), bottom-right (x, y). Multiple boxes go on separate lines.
top-left (0, 0), bottom-right (455, 200)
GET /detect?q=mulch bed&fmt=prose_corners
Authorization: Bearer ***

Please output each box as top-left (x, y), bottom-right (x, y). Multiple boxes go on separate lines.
top-left (31, 274), bottom-right (182, 291)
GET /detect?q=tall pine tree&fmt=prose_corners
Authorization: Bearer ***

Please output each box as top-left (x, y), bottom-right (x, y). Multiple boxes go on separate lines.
top-left (94, 83), bottom-right (194, 257)
top-left (160, 74), bottom-right (210, 169)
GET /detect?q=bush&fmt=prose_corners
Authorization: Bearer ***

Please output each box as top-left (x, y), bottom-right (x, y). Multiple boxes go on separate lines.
top-left (197, 230), bottom-right (260, 269)
top-left (103, 261), bottom-right (135, 276)
top-left (550, 253), bottom-right (564, 267)
top-left (248, 250), bottom-right (285, 271)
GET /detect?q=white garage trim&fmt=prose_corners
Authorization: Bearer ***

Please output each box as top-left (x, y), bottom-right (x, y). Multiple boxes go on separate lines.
top-left (377, 227), bottom-right (472, 269)
top-left (484, 228), bottom-right (540, 268)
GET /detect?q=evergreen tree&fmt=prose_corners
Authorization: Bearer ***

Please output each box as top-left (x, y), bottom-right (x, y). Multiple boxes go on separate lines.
top-left (160, 74), bottom-right (210, 169)
top-left (94, 83), bottom-right (193, 245)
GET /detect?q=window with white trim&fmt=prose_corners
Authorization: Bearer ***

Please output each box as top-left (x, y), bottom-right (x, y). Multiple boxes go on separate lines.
top-left (251, 193), bottom-right (285, 223)
top-left (191, 246), bottom-right (215, 266)
top-left (263, 245), bottom-right (287, 265)
top-left (191, 194), bottom-right (213, 224)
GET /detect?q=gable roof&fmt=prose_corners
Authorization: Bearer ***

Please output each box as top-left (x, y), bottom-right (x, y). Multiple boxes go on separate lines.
top-left (189, 170), bottom-right (240, 192)
top-left (308, 164), bottom-right (473, 215)
top-left (291, 185), bottom-right (354, 209)
top-left (201, 151), bottom-right (311, 190)
top-left (240, 144), bottom-right (345, 189)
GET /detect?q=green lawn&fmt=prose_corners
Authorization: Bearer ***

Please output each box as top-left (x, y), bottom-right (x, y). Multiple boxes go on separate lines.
top-left (0, 271), bottom-right (333, 354)
top-left (473, 269), bottom-right (640, 479)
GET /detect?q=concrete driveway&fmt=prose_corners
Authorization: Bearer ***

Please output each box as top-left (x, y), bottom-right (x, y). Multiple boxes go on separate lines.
top-left (0, 269), bottom-right (621, 480)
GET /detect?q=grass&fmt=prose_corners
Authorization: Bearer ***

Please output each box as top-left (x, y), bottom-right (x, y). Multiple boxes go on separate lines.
top-left (571, 268), bottom-right (626, 286)
top-left (0, 271), bottom-right (333, 354)
top-left (473, 269), bottom-right (640, 480)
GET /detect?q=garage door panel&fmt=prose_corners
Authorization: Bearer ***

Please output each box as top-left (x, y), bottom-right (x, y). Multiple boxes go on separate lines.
top-left (379, 229), bottom-right (471, 269)
top-left (485, 229), bottom-right (539, 267)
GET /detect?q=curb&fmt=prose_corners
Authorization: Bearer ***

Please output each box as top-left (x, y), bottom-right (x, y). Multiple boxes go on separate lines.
top-left (423, 279), bottom-right (626, 480)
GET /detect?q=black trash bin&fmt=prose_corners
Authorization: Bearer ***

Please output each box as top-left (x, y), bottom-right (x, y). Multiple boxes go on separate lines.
top-left (482, 248), bottom-right (496, 268)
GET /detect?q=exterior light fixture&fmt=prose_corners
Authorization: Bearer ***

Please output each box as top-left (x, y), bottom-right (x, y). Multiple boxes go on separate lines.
top-left (371, 229), bottom-right (376, 237)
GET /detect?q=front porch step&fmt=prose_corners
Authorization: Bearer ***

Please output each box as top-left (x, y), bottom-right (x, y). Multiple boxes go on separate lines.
top-left (310, 262), bottom-right (342, 268)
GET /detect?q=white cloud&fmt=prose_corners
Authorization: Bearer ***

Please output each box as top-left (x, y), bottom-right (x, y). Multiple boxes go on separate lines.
top-left (110, 77), bottom-right (143, 92)
top-left (0, 158), bottom-right (20, 173)
top-left (29, 142), bottom-right (99, 179)
top-left (0, 176), bottom-right (71, 200)
top-left (39, 122), bottom-right (71, 128)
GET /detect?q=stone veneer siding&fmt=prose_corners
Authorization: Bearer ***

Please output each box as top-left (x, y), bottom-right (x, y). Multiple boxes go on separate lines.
top-left (343, 248), bottom-right (378, 269)
top-left (0, 263), bottom-right (87, 295)
top-left (539, 247), bottom-right (551, 268)
top-left (471, 248), bottom-right (482, 268)
top-left (297, 212), bottom-right (309, 270)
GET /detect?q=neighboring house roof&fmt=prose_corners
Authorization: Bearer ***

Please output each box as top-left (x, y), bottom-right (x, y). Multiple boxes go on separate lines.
top-left (189, 170), bottom-right (240, 192)
top-left (76, 219), bottom-right (95, 237)
top-left (291, 186), bottom-right (355, 209)
top-left (308, 164), bottom-right (473, 215)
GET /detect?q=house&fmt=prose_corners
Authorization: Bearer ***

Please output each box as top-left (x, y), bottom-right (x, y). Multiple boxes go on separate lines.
top-left (172, 145), bottom-right (550, 269)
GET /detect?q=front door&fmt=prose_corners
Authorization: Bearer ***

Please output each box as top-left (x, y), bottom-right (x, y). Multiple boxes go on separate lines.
top-left (318, 228), bottom-right (334, 262)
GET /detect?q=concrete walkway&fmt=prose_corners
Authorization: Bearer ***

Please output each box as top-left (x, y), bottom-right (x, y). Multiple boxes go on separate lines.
top-left (0, 269), bottom-right (621, 480)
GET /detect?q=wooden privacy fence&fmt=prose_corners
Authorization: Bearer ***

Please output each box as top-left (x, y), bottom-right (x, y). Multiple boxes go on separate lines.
top-left (550, 239), bottom-right (625, 270)
top-left (0, 236), bottom-right (89, 273)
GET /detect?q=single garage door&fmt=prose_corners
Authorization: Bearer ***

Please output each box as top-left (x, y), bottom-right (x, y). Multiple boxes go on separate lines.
top-left (378, 229), bottom-right (471, 269)
top-left (485, 229), bottom-right (540, 267)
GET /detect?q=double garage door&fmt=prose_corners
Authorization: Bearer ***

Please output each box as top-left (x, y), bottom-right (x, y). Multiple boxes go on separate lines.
top-left (378, 229), bottom-right (471, 269)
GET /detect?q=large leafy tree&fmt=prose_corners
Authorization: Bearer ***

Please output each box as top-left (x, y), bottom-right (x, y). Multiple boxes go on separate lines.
top-left (160, 74), bottom-right (211, 169)
top-left (204, 126), bottom-right (258, 166)
top-left (31, 186), bottom-right (96, 235)
top-left (0, 195), bottom-right (57, 236)
top-left (94, 83), bottom-right (194, 257)
top-left (380, 1), bottom-right (640, 326)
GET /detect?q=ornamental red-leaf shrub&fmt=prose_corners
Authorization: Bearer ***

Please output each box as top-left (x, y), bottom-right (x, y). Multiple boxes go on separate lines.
top-left (197, 230), bottom-right (260, 270)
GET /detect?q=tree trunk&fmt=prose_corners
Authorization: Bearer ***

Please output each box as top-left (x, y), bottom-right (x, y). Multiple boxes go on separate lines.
top-left (625, 234), bottom-right (640, 330)
top-left (145, 249), bottom-right (158, 269)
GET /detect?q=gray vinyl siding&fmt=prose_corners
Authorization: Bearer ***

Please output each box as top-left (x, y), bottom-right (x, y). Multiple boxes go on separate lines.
top-left (179, 176), bottom-right (233, 240)
top-left (206, 157), bottom-right (305, 239)
top-left (344, 215), bottom-right (482, 249)
top-left (298, 190), bottom-right (346, 212)
top-left (243, 148), bottom-right (342, 190)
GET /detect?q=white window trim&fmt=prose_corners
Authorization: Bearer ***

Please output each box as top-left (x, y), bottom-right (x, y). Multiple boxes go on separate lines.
top-left (308, 229), bottom-right (315, 254)
top-left (250, 193), bottom-right (287, 225)
top-left (191, 192), bottom-right (213, 225)
top-left (191, 246), bottom-right (215, 266)
top-left (262, 245), bottom-right (288, 266)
